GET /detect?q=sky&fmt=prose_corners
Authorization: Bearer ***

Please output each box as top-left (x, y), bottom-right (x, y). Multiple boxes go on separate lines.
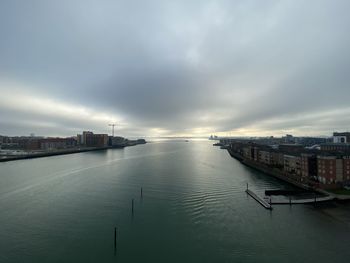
top-left (1, 0), bottom-right (350, 138)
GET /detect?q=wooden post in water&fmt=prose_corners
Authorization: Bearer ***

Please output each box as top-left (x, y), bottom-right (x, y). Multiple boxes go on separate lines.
top-left (314, 194), bottom-right (317, 207)
top-left (132, 199), bottom-right (134, 214)
top-left (114, 227), bottom-right (117, 251)
top-left (141, 187), bottom-right (143, 198)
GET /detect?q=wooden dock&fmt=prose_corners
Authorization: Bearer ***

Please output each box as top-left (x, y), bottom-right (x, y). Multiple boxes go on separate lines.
top-left (246, 189), bottom-right (273, 210)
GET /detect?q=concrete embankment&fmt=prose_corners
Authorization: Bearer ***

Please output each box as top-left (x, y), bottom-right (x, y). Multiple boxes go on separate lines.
top-left (0, 140), bottom-right (147, 163)
top-left (0, 147), bottom-right (109, 162)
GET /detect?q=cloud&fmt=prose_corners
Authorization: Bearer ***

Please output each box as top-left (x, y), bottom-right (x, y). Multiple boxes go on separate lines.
top-left (0, 0), bottom-right (350, 137)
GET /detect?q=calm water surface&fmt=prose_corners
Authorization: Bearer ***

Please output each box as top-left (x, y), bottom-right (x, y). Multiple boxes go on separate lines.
top-left (0, 141), bottom-right (349, 262)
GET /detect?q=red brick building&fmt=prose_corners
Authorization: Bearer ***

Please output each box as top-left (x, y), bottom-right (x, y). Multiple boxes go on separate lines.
top-left (39, 138), bottom-right (77, 150)
top-left (301, 153), bottom-right (317, 182)
top-left (317, 156), bottom-right (343, 185)
top-left (343, 156), bottom-right (350, 183)
top-left (284, 155), bottom-right (301, 177)
top-left (258, 150), bottom-right (272, 165)
top-left (77, 131), bottom-right (108, 147)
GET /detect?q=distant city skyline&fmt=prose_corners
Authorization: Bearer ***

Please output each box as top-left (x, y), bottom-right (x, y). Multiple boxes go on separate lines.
top-left (1, 1), bottom-right (350, 137)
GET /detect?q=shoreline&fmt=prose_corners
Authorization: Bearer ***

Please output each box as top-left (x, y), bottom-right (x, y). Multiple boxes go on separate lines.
top-left (227, 148), bottom-right (313, 190)
top-left (227, 148), bottom-right (350, 201)
top-left (0, 143), bottom-right (145, 163)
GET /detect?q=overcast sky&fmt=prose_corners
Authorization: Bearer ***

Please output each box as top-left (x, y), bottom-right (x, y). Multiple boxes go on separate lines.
top-left (1, 0), bottom-right (350, 138)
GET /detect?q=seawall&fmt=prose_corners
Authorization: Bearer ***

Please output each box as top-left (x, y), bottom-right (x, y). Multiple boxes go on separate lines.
top-left (0, 147), bottom-right (110, 162)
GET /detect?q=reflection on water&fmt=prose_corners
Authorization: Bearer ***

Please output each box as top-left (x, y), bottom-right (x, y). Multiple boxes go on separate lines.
top-left (0, 141), bottom-right (349, 262)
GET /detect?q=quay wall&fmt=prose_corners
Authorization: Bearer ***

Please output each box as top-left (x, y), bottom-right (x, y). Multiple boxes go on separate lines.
top-left (0, 147), bottom-right (110, 162)
top-left (0, 140), bottom-right (147, 163)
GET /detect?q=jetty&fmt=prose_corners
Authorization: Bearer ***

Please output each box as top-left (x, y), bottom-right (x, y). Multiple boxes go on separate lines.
top-left (269, 195), bottom-right (334, 205)
top-left (246, 189), bottom-right (273, 210)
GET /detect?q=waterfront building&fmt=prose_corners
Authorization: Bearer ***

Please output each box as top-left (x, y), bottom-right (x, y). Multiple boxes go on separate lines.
top-left (242, 146), bottom-right (252, 160)
top-left (77, 134), bottom-right (83, 145)
top-left (40, 138), bottom-right (77, 150)
top-left (284, 155), bottom-right (302, 177)
top-left (109, 136), bottom-right (126, 147)
top-left (301, 154), bottom-right (317, 180)
top-left (333, 132), bottom-right (350, 143)
top-left (0, 136), bottom-right (11, 144)
top-left (320, 143), bottom-right (350, 152)
top-left (298, 137), bottom-right (330, 146)
top-left (343, 156), bottom-right (350, 183)
top-left (1, 137), bottom-right (78, 151)
top-left (258, 150), bottom-right (272, 166)
top-left (278, 144), bottom-right (304, 153)
top-left (0, 137), bottom-right (41, 151)
top-left (317, 155), bottom-right (343, 186)
top-left (82, 131), bottom-right (93, 145)
top-left (0, 143), bottom-right (22, 150)
top-left (253, 147), bottom-right (259, 162)
top-left (228, 136), bottom-right (350, 188)
top-left (24, 139), bottom-right (41, 151)
top-left (92, 134), bottom-right (109, 147)
top-left (282, 134), bottom-right (296, 144)
top-left (270, 152), bottom-right (284, 168)
top-left (77, 131), bottom-right (109, 147)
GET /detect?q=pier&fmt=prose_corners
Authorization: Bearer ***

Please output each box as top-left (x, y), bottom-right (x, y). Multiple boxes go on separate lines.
top-left (269, 195), bottom-right (334, 205)
top-left (246, 189), bottom-right (273, 210)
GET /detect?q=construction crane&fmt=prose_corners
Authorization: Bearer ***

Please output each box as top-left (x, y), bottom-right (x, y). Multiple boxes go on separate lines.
top-left (108, 123), bottom-right (116, 137)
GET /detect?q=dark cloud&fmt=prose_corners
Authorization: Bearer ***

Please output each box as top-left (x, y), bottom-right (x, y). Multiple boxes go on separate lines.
top-left (0, 0), bottom-right (350, 137)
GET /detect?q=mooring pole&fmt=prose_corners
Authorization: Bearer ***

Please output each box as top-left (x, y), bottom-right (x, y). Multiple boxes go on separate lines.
top-left (314, 194), bottom-right (316, 207)
top-left (141, 187), bottom-right (143, 198)
top-left (114, 227), bottom-right (117, 251)
top-left (132, 199), bottom-right (134, 214)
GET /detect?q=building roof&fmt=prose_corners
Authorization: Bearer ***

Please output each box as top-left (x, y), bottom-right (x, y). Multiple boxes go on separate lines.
top-left (321, 143), bottom-right (350, 146)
